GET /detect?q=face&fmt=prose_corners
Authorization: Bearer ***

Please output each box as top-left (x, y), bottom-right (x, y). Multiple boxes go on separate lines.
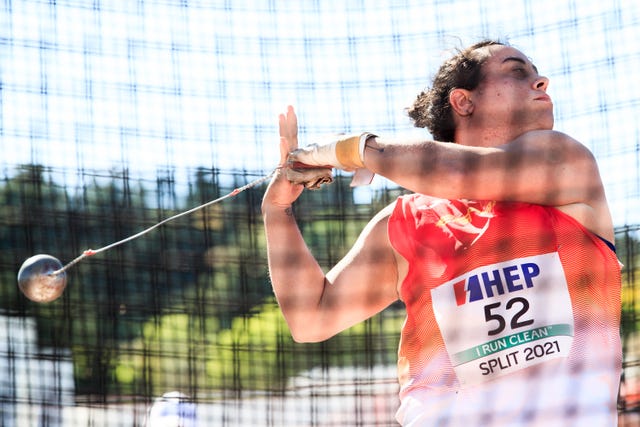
top-left (465, 45), bottom-right (554, 142)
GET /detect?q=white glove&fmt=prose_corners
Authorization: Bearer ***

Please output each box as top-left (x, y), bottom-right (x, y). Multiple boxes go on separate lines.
top-left (287, 133), bottom-right (376, 186)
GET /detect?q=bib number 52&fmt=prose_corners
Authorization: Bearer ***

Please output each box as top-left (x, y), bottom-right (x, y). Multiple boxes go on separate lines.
top-left (484, 297), bottom-right (534, 336)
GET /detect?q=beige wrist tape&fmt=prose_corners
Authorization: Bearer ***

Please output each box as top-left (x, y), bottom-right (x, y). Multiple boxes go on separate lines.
top-left (335, 133), bottom-right (374, 170)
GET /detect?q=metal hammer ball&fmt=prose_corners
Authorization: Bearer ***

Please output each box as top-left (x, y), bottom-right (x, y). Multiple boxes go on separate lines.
top-left (17, 254), bottom-right (67, 303)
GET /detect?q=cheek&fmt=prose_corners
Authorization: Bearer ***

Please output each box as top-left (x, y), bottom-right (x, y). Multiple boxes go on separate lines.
top-left (483, 88), bottom-right (511, 102)
top-left (492, 89), bottom-right (523, 107)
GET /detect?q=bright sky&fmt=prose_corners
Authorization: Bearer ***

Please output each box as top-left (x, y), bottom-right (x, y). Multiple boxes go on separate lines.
top-left (1, 0), bottom-right (639, 225)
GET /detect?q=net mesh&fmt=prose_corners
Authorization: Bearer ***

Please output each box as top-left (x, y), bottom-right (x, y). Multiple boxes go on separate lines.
top-left (1, 1), bottom-right (639, 425)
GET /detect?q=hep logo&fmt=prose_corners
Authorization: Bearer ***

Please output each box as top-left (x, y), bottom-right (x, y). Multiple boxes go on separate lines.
top-left (454, 262), bottom-right (541, 306)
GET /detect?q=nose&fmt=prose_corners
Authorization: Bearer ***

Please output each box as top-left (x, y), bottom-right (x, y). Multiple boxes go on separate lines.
top-left (534, 75), bottom-right (549, 92)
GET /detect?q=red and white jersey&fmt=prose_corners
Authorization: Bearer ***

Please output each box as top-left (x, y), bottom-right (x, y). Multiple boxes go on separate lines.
top-left (388, 195), bottom-right (622, 426)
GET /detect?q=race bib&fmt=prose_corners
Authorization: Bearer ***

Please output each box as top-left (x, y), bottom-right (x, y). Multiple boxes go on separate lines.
top-left (431, 252), bottom-right (574, 387)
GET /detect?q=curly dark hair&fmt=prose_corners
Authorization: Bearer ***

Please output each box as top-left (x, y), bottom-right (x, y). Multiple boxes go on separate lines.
top-left (407, 40), bottom-right (505, 142)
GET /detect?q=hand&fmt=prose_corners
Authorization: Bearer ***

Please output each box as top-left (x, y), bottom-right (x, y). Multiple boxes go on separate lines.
top-left (262, 106), bottom-right (307, 209)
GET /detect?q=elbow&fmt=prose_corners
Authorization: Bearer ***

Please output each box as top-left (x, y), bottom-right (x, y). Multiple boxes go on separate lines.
top-left (286, 313), bottom-right (336, 343)
top-left (288, 325), bottom-right (313, 343)
top-left (289, 326), bottom-right (333, 344)
top-left (291, 333), bottom-right (320, 344)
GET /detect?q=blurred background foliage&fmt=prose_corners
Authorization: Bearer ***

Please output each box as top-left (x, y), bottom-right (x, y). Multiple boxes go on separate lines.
top-left (0, 165), bottom-right (405, 398)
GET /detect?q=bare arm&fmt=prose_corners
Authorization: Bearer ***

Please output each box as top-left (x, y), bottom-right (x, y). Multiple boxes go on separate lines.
top-left (262, 107), bottom-right (400, 342)
top-left (364, 130), bottom-right (593, 204)
top-left (263, 202), bottom-right (400, 342)
top-left (363, 130), bottom-right (614, 241)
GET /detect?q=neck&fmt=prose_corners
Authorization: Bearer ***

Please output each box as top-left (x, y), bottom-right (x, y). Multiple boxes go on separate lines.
top-left (453, 114), bottom-right (554, 147)
top-left (455, 127), bottom-right (519, 147)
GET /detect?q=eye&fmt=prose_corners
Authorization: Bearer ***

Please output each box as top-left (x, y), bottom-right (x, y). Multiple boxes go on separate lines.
top-left (512, 67), bottom-right (528, 78)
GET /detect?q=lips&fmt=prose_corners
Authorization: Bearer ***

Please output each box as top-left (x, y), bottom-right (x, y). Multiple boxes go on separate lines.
top-left (534, 94), bottom-right (552, 103)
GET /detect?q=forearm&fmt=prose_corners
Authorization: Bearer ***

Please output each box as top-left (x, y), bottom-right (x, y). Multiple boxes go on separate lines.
top-left (262, 203), bottom-right (328, 340)
top-left (362, 136), bottom-right (467, 197)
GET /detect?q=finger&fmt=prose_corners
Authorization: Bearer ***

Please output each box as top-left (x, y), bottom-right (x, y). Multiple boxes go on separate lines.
top-left (278, 136), bottom-right (289, 166)
top-left (287, 105), bottom-right (298, 143)
top-left (278, 105), bottom-right (298, 151)
top-left (278, 112), bottom-right (287, 139)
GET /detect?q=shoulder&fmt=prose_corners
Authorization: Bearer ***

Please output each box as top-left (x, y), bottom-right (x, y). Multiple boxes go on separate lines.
top-left (361, 198), bottom-right (417, 251)
top-left (509, 129), bottom-right (575, 143)
top-left (354, 201), bottom-right (398, 247)
top-left (506, 130), bottom-right (596, 163)
top-left (512, 131), bottom-right (614, 241)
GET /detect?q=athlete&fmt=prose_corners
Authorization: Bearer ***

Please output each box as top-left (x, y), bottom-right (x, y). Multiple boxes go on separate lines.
top-left (262, 40), bottom-right (622, 426)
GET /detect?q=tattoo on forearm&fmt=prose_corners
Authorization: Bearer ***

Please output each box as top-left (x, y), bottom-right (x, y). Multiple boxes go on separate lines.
top-left (285, 207), bottom-right (294, 217)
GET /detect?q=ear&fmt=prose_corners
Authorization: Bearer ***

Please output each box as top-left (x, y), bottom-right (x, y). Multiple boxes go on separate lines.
top-left (449, 88), bottom-right (474, 117)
